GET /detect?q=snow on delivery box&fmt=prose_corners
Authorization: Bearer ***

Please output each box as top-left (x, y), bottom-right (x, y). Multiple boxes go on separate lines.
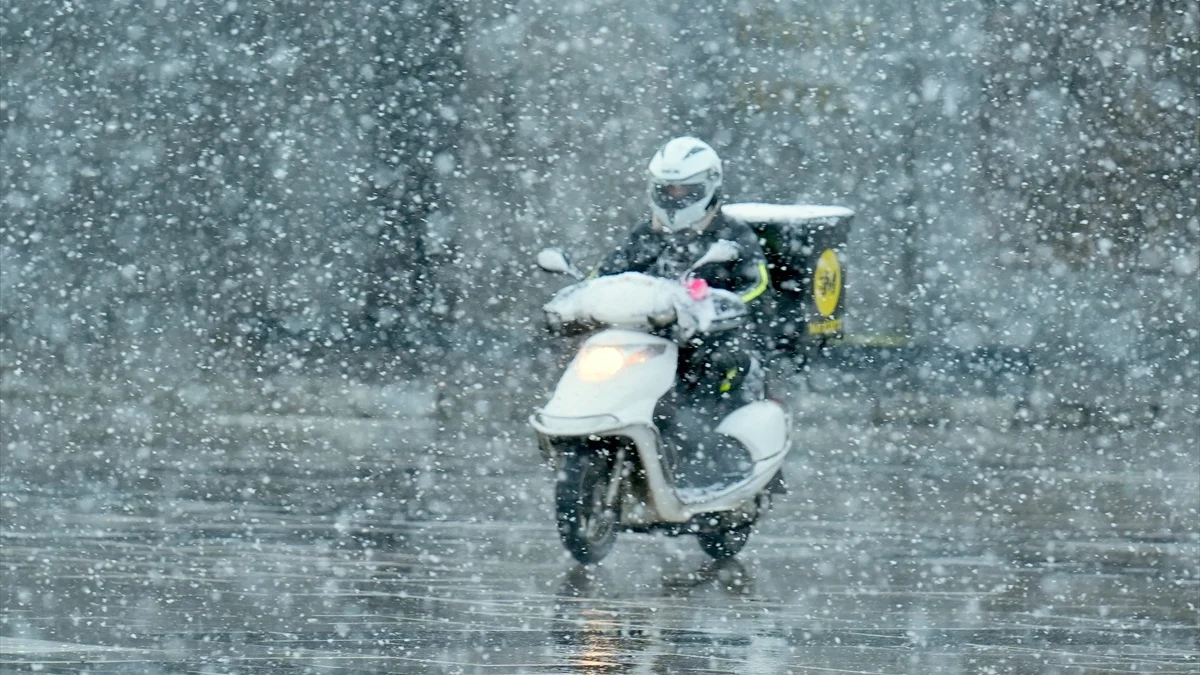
top-left (722, 203), bottom-right (853, 353)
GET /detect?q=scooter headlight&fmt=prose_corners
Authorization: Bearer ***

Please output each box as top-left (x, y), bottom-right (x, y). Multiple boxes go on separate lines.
top-left (574, 344), bottom-right (666, 382)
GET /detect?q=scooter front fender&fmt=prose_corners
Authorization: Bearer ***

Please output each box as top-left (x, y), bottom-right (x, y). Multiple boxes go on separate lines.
top-left (538, 329), bottom-right (677, 428)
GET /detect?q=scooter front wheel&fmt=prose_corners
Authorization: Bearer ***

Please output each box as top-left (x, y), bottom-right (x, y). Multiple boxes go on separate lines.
top-left (556, 451), bottom-right (620, 564)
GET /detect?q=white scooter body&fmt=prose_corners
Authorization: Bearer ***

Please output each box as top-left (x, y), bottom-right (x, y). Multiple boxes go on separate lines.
top-left (530, 268), bottom-right (792, 533)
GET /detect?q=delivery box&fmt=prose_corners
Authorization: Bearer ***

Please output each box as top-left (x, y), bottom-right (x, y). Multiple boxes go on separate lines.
top-left (723, 203), bottom-right (854, 355)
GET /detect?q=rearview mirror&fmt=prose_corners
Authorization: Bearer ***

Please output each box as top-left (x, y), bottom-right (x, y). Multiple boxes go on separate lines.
top-left (536, 248), bottom-right (585, 279)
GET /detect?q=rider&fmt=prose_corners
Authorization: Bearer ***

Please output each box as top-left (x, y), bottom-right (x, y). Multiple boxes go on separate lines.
top-left (592, 136), bottom-right (772, 420)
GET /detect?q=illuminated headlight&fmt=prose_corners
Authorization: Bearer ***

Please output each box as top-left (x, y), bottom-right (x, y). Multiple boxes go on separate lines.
top-left (574, 344), bottom-right (666, 382)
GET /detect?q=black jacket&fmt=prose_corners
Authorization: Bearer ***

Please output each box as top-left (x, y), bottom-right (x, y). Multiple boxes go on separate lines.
top-left (594, 211), bottom-right (771, 306)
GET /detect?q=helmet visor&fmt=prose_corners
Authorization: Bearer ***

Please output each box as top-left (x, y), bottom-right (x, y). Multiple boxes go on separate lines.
top-left (650, 181), bottom-right (708, 212)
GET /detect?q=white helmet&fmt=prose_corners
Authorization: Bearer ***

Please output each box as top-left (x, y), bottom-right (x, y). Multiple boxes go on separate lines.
top-left (647, 136), bottom-right (723, 233)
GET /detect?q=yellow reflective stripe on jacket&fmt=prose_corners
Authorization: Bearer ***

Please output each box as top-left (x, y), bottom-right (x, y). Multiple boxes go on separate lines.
top-left (719, 367), bottom-right (740, 393)
top-left (739, 262), bottom-right (770, 303)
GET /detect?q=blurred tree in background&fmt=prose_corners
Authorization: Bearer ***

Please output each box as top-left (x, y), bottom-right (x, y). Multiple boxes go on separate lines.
top-left (980, 0), bottom-right (1198, 268)
top-left (367, 2), bottom-right (464, 366)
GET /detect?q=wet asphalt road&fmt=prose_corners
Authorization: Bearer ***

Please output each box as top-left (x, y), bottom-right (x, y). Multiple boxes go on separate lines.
top-left (1, 379), bottom-right (1197, 673)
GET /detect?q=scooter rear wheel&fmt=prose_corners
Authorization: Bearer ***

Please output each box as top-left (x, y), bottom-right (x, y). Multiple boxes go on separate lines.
top-left (556, 452), bottom-right (620, 564)
top-left (697, 523), bottom-right (752, 559)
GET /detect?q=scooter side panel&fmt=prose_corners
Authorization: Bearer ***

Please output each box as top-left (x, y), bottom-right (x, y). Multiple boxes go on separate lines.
top-left (533, 421), bottom-right (788, 525)
top-left (715, 400), bottom-right (791, 462)
top-left (617, 423), bottom-right (784, 523)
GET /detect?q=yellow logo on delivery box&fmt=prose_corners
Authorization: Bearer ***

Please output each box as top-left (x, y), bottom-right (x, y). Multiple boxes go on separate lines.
top-left (813, 249), bottom-right (841, 317)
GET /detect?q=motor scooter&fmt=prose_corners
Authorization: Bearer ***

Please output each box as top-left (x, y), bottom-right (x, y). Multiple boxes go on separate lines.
top-left (531, 243), bottom-right (792, 564)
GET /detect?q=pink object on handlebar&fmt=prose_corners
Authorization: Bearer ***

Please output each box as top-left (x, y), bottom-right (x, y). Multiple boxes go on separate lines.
top-left (686, 277), bottom-right (709, 300)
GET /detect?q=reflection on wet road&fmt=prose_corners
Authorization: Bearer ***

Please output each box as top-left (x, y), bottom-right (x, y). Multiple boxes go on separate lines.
top-left (2, 387), bottom-right (1197, 673)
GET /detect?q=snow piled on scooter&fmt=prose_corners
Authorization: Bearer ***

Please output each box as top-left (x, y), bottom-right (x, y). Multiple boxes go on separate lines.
top-left (543, 272), bottom-right (744, 339)
top-left (544, 272), bottom-right (685, 330)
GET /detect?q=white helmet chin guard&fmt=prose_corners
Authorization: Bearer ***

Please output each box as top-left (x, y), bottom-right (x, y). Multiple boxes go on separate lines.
top-left (647, 136), bottom-right (722, 233)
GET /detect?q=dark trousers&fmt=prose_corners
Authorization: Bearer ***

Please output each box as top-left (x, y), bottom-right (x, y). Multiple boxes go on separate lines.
top-left (655, 329), bottom-right (764, 488)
